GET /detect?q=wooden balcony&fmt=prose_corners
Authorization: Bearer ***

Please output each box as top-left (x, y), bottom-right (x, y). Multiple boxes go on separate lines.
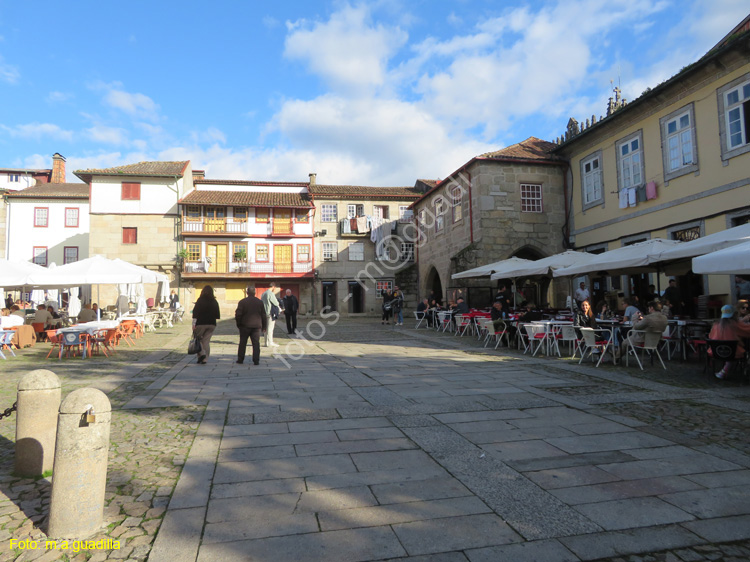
top-left (181, 217), bottom-right (248, 235)
top-left (181, 260), bottom-right (313, 277)
top-left (271, 220), bottom-right (294, 236)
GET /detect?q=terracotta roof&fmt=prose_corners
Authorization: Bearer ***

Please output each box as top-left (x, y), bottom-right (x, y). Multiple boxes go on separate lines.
top-left (6, 183), bottom-right (89, 199)
top-left (309, 184), bottom-right (421, 199)
top-left (479, 137), bottom-right (562, 161)
top-left (416, 179), bottom-right (439, 188)
top-left (195, 179), bottom-right (308, 187)
top-left (179, 190), bottom-right (313, 208)
top-left (75, 161), bottom-right (188, 180)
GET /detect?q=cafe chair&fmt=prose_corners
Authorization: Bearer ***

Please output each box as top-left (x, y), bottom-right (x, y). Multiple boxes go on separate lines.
top-left (437, 311), bottom-right (453, 333)
top-left (413, 311), bottom-right (427, 329)
top-left (0, 330), bottom-right (17, 360)
top-left (524, 324), bottom-right (547, 356)
top-left (578, 328), bottom-right (612, 367)
top-left (32, 322), bottom-right (47, 342)
top-left (706, 339), bottom-right (747, 381)
top-left (118, 320), bottom-right (138, 346)
top-left (454, 315), bottom-right (473, 337)
top-left (659, 324), bottom-right (680, 361)
top-left (45, 330), bottom-right (62, 359)
top-left (558, 325), bottom-right (582, 358)
top-left (685, 324), bottom-right (709, 362)
top-left (60, 332), bottom-right (90, 359)
top-left (624, 329), bottom-right (666, 370)
top-left (485, 321), bottom-right (510, 349)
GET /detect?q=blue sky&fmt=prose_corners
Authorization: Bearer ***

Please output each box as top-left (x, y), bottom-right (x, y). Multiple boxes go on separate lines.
top-left (0, 0), bottom-right (748, 186)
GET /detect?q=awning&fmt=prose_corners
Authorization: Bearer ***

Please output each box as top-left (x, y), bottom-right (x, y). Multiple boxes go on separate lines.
top-left (452, 257), bottom-right (534, 279)
top-left (692, 240), bottom-right (750, 275)
top-left (553, 239), bottom-right (683, 277)
top-left (490, 251), bottom-right (599, 280)
top-left (648, 223), bottom-right (750, 262)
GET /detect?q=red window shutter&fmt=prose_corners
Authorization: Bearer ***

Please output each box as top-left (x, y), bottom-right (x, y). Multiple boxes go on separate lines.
top-left (122, 182), bottom-right (141, 200)
top-left (123, 227), bottom-right (137, 244)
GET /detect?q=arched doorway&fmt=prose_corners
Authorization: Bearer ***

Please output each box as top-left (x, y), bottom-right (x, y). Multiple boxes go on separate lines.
top-left (425, 266), bottom-right (443, 305)
top-left (509, 246), bottom-right (549, 307)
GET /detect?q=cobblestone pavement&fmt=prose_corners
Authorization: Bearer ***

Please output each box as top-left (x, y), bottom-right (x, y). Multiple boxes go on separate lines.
top-left (1, 317), bottom-right (749, 561)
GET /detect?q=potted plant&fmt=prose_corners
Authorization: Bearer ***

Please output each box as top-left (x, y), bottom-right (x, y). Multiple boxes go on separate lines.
top-left (234, 248), bottom-right (248, 272)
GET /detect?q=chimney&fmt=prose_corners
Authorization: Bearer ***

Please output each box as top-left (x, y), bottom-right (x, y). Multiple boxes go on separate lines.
top-left (308, 173), bottom-right (316, 185)
top-left (51, 153), bottom-right (66, 184)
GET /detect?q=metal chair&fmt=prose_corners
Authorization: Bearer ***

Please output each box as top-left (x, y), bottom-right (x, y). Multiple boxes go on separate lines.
top-left (413, 311), bottom-right (427, 329)
top-left (59, 331), bottom-right (90, 359)
top-left (559, 325), bottom-right (582, 358)
top-left (624, 329), bottom-right (666, 370)
top-left (578, 327), bottom-right (612, 367)
top-left (524, 324), bottom-right (547, 356)
top-left (0, 330), bottom-right (17, 359)
top-left (454, 314), bottom-right (473, 336)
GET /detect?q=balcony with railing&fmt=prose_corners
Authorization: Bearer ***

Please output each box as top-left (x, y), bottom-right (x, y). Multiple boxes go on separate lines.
top-left (181, 217), bottom-right (248, 235)
top-left (182, 260), bottom-right (313, 276)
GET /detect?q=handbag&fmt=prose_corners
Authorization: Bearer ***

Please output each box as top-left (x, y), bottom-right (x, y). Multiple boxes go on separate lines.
top-left (271, 304), bottom-right (280, 320)
top-left (187, 333), bottom-right (202, 355)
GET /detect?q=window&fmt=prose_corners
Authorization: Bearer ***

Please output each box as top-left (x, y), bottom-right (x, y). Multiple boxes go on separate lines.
top-left (374, 205), bottom-right (389, 220)
top-left (255, 244), bottom-right (269, 262)
top-left (122, 227), bottom-right (137, 244)
top-left (616, 132), bottom-right (643, 190)
top-left (233, 243), bottom-right (247, 261)
top-left (186, 206), bottom-right (201, 220)
top-left (255, 208), bottom-right (269, 223)
top-left (297, 245), bottom-right (310, 262)
top-left (520, 184), bottom-right (543, 213)
top-left (33, 247), bottom-right (47, 267)
top-left (348, 242), bottom-right (364, 261)
top-left (451, 187), bottom-right (462, 223)
top-left (233, 208), bottom-right (248, 222)
top-left (718, 75), bottom-right (750, 160)
top-left (65, 207), bottom-right (79, 228)
top-left (186, 243), bottom-right (201, 261)
top-left (322, 242), bottom-right (338, 261)
top-left (34, 207), bottom-right (49, 227)
top-left (660, 105), bottom-right (698, 181)
top-left (376, 280), bottom-right (393, 298)
top-left (296, 209), bottom-right (310, 223)
top-left (9, 174), bottom-right (19, 182)
top-left (63, 246), bottom-right (78, 264)
top-left (321, 204), bottom-right (338, 223)
top-left (121, 182), bottom-right (141, 200)
top-left (418, 209), bottom-right (427, 240)
top-left (347, 204), bottom-right (364, 218)
top-left (581, 152), bottom-right (603, 208)
top-left (435, 198), bottom-right (444, 232)
top-left (399, 205), bottom-right (413, 223)
top-left (401, 242), bottom-right (414, 262)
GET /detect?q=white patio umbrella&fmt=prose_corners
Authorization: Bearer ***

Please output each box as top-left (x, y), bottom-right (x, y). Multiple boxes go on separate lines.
top-left (648, 223), bottom-right (750, 263)
top-left (692, 240), bottom-right (750, 275)
top-left (0, 259), bottom-right (46, 288)
top-left (490, 251), bottom-right (600, 280)
top-left (68, 287), bottom-right (81, 318)
top-left (24, 255), bottom-right (146, 287)
top-left (553, 239), bottom-right (683, 278)
top-left (452, 257), bottom-right (534, 279)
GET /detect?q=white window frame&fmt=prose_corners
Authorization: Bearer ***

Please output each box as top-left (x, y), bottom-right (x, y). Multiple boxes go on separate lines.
top-left (348, 242), bottom-right (364, 261)
top-left (33, 247), bottom-right (47, 267)
top-left (376, 280), bottom-right (393, 298)
top-left (520, 183), bottom-right (543, 213)
top-left (718, 74), bottom-right (750, 161)
top-left (580, 151), bottom-right (603, 209)
top-left (34, 207), bottom-right (49, 227)
top-left (616, 131), bottom-right (644, 191)
top-left (451, 186), bottom-right (463, 223)
top-left (9, 174), bottom-right (19, 182)
top-left (65, 207), bottom-right (80, 228)
top-left (321, 204), bottom-right (338, 223)
top-left (434, 198), bottom-right (444, 232)
top-left (347, 204), bottom-right (364, 218)
top-left (659, 103), bottom-right (698, 182)
top-left (401, 242), bottom-right (414, 262)
top-left (398, 205), bottom-right (412, 223)
top-left (322, 242), bottom-right (338, 261)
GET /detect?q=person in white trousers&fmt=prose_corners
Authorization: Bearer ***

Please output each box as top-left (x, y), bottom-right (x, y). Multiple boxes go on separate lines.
top-left (260, 283), bottom-right (280, 347)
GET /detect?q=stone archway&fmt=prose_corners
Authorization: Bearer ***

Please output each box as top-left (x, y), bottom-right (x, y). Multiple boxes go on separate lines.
top-left (425, 266), bottom-right (444, 305)
top-left (507, 246), bottom-right (550, 307)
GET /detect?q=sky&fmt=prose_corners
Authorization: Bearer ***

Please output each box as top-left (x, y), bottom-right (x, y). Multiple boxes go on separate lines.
top-left (0, 0), bottom-right (748, 186)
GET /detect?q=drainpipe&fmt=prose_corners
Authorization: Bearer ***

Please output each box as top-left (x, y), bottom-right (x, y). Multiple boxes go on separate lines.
top-left (467, 171), bottom-right (474, 244)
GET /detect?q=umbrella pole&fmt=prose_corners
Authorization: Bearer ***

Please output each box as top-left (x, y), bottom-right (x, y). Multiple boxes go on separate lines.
top-left (656, 266), bottom-right (662, 297)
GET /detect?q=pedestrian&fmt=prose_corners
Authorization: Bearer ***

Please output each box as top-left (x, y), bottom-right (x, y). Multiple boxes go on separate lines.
top-left (494, 284), bottom-right (511, 310)
top-left (192, 285), bottom-right (220, 365)
top-left (260, 283), bottom-right (280, 347)
top-left (574, 282), bottom-right (590, 311)
top-left (381, 289), bottom-right (394, 325)
top-left (235, 285), bottom-right (267, 365)
top-left (662, 279), bottom-right (684, 315)
top-left (4, 294), bottom-right (13, 309)
top-left (391, 286), bottom-right (404, 326)
top-left (281, 289), bottom-right (299, 334)
top-left (169, 289), bottom-right (179, 310)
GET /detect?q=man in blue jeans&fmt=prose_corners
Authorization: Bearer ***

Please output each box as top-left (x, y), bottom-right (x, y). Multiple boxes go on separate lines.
top-left (235, 285), bottom-right (267, 365)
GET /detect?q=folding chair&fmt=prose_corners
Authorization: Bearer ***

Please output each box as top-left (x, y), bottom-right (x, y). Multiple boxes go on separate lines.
top-left (0, 330), bottom-right (16, 359)
top-left (437, 311), bottom-right (453, 333)
top-left (659, 323), bottom-right (680, 360)
top-left (59, 331), bottom-right (90, 359)
top-left (118, 320), bottom-right (138, 346)
top-left (524, 324), bottom-right (547, 356)
top-left (624, 329), bottom-right (666, 370)
top-left (558, 325), bottom-right (582, 358)
top-left (45, 330), bottom-right (62, 359)
top-left (578, 327), bottom-right (612, 367)
top-left (413, 311), bottom-right (427, 329)
top-left (454, 315), bottom-right (472, 337)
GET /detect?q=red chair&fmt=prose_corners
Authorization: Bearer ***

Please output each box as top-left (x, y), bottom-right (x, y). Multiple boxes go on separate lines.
top-left (92, 329), bottom-right (118, 357)
top-left (118, 321), bottom-right (138, 347)
top-left (45, 330), bottom-right (62, 359)
top-left (32, 322), bottom-right (46, 342)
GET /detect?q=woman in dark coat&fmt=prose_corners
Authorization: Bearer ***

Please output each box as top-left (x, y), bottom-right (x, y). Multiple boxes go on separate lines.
top-left (381, 290), bottom-right (394, 325)
top-left (192, 285), bottom-right (221, 364)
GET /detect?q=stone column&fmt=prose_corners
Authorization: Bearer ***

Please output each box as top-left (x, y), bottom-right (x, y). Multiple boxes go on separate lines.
top-left (15, 369), bottom-right (61, 477)
top-left (47, 388), bottom-right (111, 539)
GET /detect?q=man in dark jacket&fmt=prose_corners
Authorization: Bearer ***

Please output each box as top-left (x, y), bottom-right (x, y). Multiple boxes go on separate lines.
top-left (281, 289), bottom-right (299, 334)
top-left (235, 285), bottom-right (267, 365)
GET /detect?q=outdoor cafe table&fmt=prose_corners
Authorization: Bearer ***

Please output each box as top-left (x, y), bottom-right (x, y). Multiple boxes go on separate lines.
top-left (57, 320), bottom-right (120, 337)
top-left (530, 320), bottom-right (573, 356)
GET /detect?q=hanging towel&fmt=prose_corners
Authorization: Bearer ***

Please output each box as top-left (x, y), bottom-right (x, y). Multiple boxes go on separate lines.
top-left (636, 184), bottom-right (647, 203)
top-left (341, 218), bottom-right (351, 234)
top-left (619, 189), bottom-right (629, 209)
top-left (646, 181), bottom-right (657, 200)
top-left (356, 216), bottom-right (368, 232)
top-left (350, 218), bottom-right (357, 232)
top-left (628, 187), bottom-right (637, 207)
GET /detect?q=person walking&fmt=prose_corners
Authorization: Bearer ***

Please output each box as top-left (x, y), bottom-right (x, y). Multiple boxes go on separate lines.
top-left (235, 285), bottom-right (267, 365)
top-left (381, 289), bottom-right (394, 325)
top-left (169, 289), bottom-right (179, 310)
top-left (192, 285), bottom-right (220, 365)
top-left (281, 289), bottom-right (299, 334)
top-left (261, 283), bottom-right (280, 347)
top-left (391, 286), bottom-right (404, 326)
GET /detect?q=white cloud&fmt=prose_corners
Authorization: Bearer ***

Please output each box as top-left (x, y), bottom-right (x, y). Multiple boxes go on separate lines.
top-left (190, 127), bottom-right (226, 145)
top-left (0, 55), bottom-right (19, 83)
top-left (284, 4), bottom-right (408, 92)
top-left (46, 91), bottom-right (73, 103)
top-left (1, 122), bottom-right (73, 141)
top-left (85, 125), bottom-right (129, 145)
top-left (104, 88), bottom-right (159, 120)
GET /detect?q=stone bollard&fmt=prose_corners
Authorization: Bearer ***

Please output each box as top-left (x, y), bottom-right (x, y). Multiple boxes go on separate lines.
top-left (47, 388), bottom-right (111, 539)
top-left (15, 369), bottom-right (61, 477)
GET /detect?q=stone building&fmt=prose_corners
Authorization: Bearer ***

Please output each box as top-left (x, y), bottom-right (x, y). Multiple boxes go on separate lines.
top-left (411, 137), bottom-right (568, 308)
top-left (308, 176), bottom-right (422, 315)
top-left (553, 15), bottom-right (750, 309)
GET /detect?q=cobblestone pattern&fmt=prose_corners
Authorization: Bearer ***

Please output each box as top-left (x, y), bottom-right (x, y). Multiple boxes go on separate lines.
top-left (592, 541), bottom-right (750, 561)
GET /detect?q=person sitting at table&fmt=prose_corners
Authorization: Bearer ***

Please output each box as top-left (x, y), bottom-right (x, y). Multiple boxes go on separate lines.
top-left (623, 298), bottom-right (642, 322)
top-left (490, 301), bottom-right (515, 341)
top-left (34, 304), bottom-right (54, 328)
top-left (595, 301), bottom-right (613, 320)
top-left (624, 301), bottom-right (668, 350)
top-left (709, 304), bottom-right (750, 379)
top-left (1, 308), bottom-right (24, 328)
top-left (9, 305), bottom-right (25, 318)
top-left (737, 299), bottom-right (749, 324)
top-left (517, 301), bottom-right (543, 322)
top-left (660, 298), bottom-right (673, 319)
top-left (450, 297), bottom-right (469, 330)
top-left (77, 304), bottom-right (98, 323)
top-left (48, 305), bottom-right (61, 320)
top-left (574, 300), bottom-right (598, 329)
top-left (416, 298), bottom-right (432, 327)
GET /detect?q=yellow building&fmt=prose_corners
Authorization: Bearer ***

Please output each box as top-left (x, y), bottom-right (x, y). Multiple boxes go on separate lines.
top-left (554, 18), bottom-right (750, 311)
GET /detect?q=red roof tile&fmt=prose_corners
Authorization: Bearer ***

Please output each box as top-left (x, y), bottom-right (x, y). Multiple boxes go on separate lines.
top-left (75, 161), bottom-right (188, 179)
top-left (309, 184), bottom-right (421, 199)
top-left (179, 190), bottom-right (313, 208)
top-left (479, 137), bottom-right (562, 161)
top-left (195, 179), bottom-right (308, 188)
top-left (6, 183), bottom-right (89, 199)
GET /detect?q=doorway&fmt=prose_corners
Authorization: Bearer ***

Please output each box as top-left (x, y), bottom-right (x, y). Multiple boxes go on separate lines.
top-left (425, 267), bottom-right (443, 305)
top-left (206, 244), bottom-right (228, 273)
top-left (348, 281), bottom-right (365, 313)
top-left (322, 281), bottom-right (337, 312)
top-left (274, 244), bottom-right (293, 274)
